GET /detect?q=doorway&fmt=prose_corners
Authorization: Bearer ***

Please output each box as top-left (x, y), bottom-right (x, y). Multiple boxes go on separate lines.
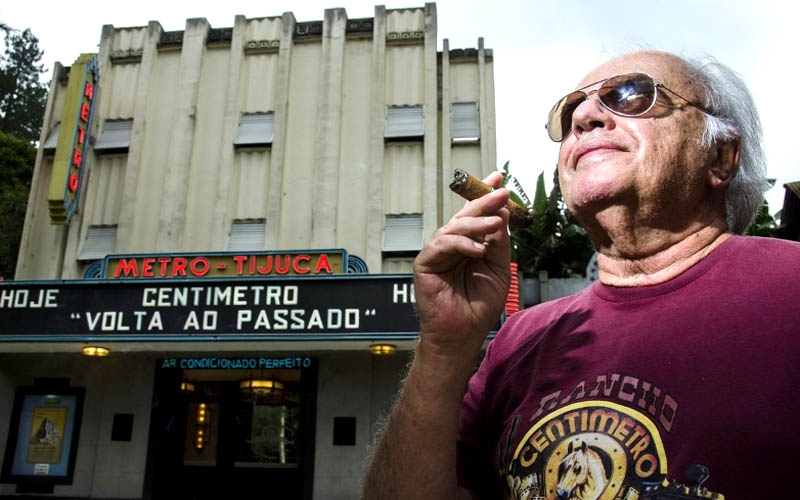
top-left (146, 358), bottom-right (317, 500)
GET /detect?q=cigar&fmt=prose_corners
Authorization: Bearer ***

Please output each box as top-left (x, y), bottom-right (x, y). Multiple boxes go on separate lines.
top-left (449, 169), bottom-right (534, 229)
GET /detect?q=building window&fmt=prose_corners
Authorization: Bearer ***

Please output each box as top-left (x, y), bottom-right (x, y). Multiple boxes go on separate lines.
top-left (451, 102), bottom-right (480, 142)
top-left (42, 123), bottom-right (60, 151)
top-left (235, 396), bottom-right (300, 466)
top-left (227, 219), bottom-right (266, 252)
top-left (384, 105), bottom-right (423, 141)
top-left (94, 119), bottom-right (133, 152)
top-left (234, 113), bottom-right (274, 148)
top-left (383, 214), bottom-right (422, 253)
top-left (78, 225), bottom-right (117, 261)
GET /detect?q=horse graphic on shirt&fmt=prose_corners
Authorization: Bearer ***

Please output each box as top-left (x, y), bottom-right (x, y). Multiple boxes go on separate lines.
top-left (556, 440), bottom-right (609, 500)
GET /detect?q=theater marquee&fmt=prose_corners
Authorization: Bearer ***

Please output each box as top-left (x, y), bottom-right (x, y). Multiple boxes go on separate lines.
top-left (0, 275), bottom-right (418, 341)
top-left (103, 250), bottom-right (347, 279)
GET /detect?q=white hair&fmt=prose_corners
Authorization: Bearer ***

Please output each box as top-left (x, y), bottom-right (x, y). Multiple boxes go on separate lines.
top-left (682, 54), bottom-right (769, 234)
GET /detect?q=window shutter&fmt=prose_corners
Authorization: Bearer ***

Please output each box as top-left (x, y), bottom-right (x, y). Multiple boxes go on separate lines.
top-left (94, 120), bottom-right (133, 150)
top-left (385, 106), bottom-right (424, 138)
top-left (227, 220), bottom-right (266, 252)
top-left (78, 225), bottom-right (117, 261)
top-left (451, 102), bottom-right (479, 141)
top-left (383, 214), bottom-right (423, 251)
top-left (234, 113), bottom-right (274, 146)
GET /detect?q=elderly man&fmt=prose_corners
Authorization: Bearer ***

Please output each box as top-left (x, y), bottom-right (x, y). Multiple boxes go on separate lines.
top-left (363, 50), bottom-right (800, 499)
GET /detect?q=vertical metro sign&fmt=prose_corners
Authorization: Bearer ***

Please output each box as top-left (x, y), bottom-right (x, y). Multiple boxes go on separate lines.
top-left (48, 54), bottom-right (99, 225)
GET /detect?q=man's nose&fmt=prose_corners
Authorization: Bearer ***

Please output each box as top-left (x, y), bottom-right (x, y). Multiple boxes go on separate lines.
top-left (570, 91), bottom-right (615, 138)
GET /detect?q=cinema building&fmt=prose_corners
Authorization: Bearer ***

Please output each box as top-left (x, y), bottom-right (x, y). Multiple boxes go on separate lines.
top-left (0, 3), bottom-right (497, 499)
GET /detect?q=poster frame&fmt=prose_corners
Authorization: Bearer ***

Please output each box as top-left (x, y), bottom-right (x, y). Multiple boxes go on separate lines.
top-left (1, 384), bottom-right (85, 485)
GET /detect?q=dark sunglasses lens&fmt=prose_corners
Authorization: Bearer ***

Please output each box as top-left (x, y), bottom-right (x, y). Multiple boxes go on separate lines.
top-left (547, 91), bottom-right (586, 142)
top-left (599, 73), bottom-right (656, 116)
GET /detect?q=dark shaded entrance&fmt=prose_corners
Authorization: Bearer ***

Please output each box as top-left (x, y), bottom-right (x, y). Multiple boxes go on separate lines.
top-left (145, 358), bottom-right (317, 500)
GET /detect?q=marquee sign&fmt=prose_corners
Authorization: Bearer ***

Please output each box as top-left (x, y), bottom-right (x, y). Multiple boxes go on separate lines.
top-left (103, 250), bottom-right (346, 279)
top-left (0, 275), bottom-right (419, 341)
top-left (48, 54), bottom-right (99, 225)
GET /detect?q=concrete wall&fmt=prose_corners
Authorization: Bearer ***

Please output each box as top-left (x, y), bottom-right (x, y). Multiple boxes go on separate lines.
top-left (312, 350), bottom-right (409, 499)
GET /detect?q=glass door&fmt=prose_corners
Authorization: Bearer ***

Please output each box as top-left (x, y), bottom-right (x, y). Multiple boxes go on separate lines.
top-left (147, 360), bottom-right (317, 500)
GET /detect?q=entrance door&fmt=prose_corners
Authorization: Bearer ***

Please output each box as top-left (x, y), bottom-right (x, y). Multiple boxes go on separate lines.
top-left (146, 361), bottom-right (317, 500)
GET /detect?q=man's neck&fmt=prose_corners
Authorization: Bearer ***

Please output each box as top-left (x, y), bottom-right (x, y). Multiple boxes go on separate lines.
top-left (595, 223), bottom-right (733, 287)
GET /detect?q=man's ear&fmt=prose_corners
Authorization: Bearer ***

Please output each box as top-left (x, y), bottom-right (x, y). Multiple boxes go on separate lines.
top-left (708, 138), bottom-right (740, 189)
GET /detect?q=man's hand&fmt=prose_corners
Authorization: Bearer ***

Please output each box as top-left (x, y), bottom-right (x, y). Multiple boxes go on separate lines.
top-left (363, 173), bottom-right (512, 500)
top-left (413, 172), bottom-right (512, 359)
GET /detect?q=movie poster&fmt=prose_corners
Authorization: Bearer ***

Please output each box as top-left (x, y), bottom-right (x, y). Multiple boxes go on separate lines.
top-left (1, 387), bottom-right (84, 484)
top-left (26, 406), bottom-right (67, 464)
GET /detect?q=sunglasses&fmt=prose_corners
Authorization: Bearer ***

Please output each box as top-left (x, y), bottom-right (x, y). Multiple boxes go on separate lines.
top-left (545, 72), bottom-right (713, 142)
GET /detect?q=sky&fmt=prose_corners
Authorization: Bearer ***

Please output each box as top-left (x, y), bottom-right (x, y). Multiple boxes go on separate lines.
top-left (2, 0), bottom-right (795, 213)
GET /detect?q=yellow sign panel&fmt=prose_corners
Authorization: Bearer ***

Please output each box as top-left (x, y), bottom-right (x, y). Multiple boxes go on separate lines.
top-left (48, 54), bottom-right (98, 225)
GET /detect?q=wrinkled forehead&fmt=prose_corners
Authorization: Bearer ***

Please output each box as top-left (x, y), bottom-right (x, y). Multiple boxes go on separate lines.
top-left (577, 51), bottom-right (696, 92)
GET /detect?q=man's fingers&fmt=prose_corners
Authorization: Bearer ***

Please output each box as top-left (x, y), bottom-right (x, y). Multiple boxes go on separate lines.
top-left (482, 171), bottom-right (505, 189)
top-left (455, 187), bottom-right (509, 220)
top-left (441, 213), bottom-right (505, 239)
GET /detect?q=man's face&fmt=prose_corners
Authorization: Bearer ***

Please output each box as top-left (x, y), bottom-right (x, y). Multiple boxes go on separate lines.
top-left (556, 52), bottom-right (715, 232)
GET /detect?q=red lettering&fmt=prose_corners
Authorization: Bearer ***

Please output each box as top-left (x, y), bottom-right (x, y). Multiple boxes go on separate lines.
top-left (68, 174), bottom-right (79, 192)
top-left (233, 255), bottom-right (247, 275)
top-left (275, 255), bottom-right (291, 274)
top-left (589, 374), bottom-right (621, 398)
top-left (158, 258), bottom-right (171, 277)
top-left (530, 391), bottom-right (561, 422)
top-left (293, 254), bottom-right (310, 274)
top-left (104, 253), bottom-right (340, 278)
top-left (80, 102), bottom-right (90, 122)
top-left (72, 148), bottom-right (82, 167)
top-left (114, 259), bottom-right (139, 277)
top-left (77, 126), bottom-right (86, 145)
top-left (84, 82), bottom-right (94, 100)
top-left (142, 258), bottom-right (155, 277)
top-left (257, 255), bottom-right (273, 274)
top-left (659, 395), bottom-right (678, 432)
top-left (190, 258), bottom-right (209, 276)
top-left (315, 254), bottom-right (333, 274)
top-left (619, 376), bottom-right (639, 403)
top-left (172, 257), bottom-right (187, 276)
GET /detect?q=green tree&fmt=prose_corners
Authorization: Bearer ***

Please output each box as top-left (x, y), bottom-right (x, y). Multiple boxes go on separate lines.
top-left (0, 131), bottom-right (35, 279)
top-left (501, 163), bottom-right (595, 278)
top-left (0, 27), bottom-right (48, 143)
top-left (746, 198), bottom-right (781, 237)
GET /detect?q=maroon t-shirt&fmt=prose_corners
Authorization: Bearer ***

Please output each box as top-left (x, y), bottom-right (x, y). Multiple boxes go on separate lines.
top-left (458, 236), bottom-right (800, 499)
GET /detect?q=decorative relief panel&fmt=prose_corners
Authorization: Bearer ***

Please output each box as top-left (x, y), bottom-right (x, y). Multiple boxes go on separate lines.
top-left (244, 40), bottom-right (281, 55)
top-left (294, 21), bottom-right (323, 41)
top-left (110, 49), bottom-right (144, 64)
top-left (345, 18), bottom-right (374, 39)
top-left (207, 28), bottom-right (233, 46)
top-left (158, 30), bottom-right (184, 50)
top-left (449, 48), bottom-right (479, 62)
top-left (386, 31), bottom-right (424, 45)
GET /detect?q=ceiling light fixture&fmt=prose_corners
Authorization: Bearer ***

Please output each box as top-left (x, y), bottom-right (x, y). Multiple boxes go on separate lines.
top-left (82, 346), bottom-right (110, 357)
top-left (369, 344), bottom-right (396, 355)
top-left (239, 378), bottom-right (284, 395)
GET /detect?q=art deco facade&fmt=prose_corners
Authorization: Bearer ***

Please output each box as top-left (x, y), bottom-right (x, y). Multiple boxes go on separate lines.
top-left (0, 3), bottom-right (495, 499)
